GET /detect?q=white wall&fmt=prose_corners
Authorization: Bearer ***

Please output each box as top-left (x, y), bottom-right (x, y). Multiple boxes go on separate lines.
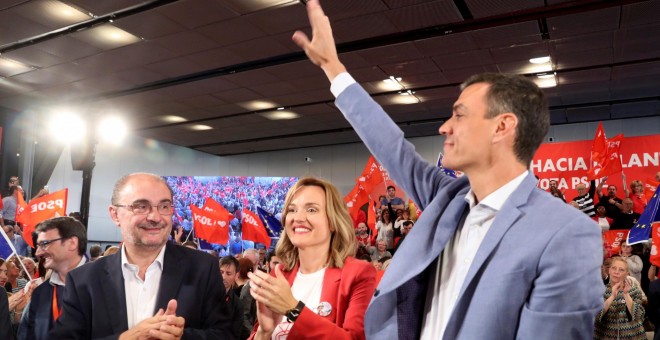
top-left (47, 116), bottom-right (660, 242)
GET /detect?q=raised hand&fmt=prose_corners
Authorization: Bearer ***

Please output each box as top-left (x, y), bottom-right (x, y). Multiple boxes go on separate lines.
top-left (292, 0), bottom-right (346, 81)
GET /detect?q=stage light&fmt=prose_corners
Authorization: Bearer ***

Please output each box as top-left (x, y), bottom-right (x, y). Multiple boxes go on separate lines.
top-left (98, 115), bottom-right (127, 145)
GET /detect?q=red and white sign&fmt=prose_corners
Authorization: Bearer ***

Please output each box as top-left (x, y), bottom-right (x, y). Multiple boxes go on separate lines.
top-left (534, 134), bottom-right (660, 201)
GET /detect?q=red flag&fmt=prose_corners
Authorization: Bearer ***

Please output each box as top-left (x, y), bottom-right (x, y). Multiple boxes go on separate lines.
top-left (18, 189), bottom-right (68, 248)
top-left (367, 198), bottom-right (377, 236)
top-left (646, 178), bottom-right (659, 202)
top-left (344, 184), bottom-right (369, 221)
top-left (202, 198), bottom-right (234, 221)
top-left (241, 209), bottom-right (271, 248)
top-left (357, 156), bottom-right (386, 193)
top-left (586, 123), bottom-right (624, 180)
top-left (602, 229), bottom-right (629, 255)
top-left (190, 204), bottom-right (229, 244)
top-left (651, 223), bottom-right (660, 267)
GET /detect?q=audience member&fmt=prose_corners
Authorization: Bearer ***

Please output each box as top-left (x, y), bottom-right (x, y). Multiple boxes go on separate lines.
top-left (2, 225), bottom-right (29, 257)
top-left (572, 180), bottom-right (597, 216)
top-left (547, 180), bottom-right (565, 202)
top-left (620, 242), bottom-right (643, 285)
top-left (264, 251), bottom-right (281, 274)
top-left (88, 245), bottom-right (102, 261)
top-left (18, 216), bottom-right (87, 340)
top-left (291, 2), bottom-right (602, 338)
top-left (102, 246), bottom-right (119, 256)
top-left (623, 174), bottom-right (648, 215)
top-left (612, 198), bottom-right (641, 230)
top-left (592, 205), bottom-right (614, 232)
top-left (595, 257), bottom-right (646, 339)
top-left (182, 240), bottom-right (198, 249)
top-left (50, 172), bottom-right (233, 338)
top-left (394, 220), bottom-right (414, 252)
top-left (5, 256), bottom-right (27, 293)
top-left (368, 239), bottom-right (392, 262)
top-left (2, 186), bottom-right (24, 227)
top-left (21, 257), bottom-right (37, 280)
top-left (596, 177), bottom-right (623, 218)
top-left (355, 222), bottom-right (373, 248)
top-left (219, 256), bottom-right (244, 339)
top-left (380, 185), bottom-right (404, 211)
top-left (247, 177), bottom-right (376, 339)
top-left (376, 209), bottom-right (394, 251)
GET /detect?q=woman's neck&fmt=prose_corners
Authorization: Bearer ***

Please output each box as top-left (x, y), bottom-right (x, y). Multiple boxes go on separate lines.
top-left (298, 248), bottom-right (328, 274)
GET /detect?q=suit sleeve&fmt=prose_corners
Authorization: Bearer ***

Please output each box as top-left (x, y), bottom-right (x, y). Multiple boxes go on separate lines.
top-left (288, 263), bottom-right (377, 340)
top-left (335, 83), bottom-right (453, 210)
top-left (0, 288), bottom-right (12, 340)
top-left (516, 217), bottom-right (604, 339)
top-left (647, 281), bottom-right (660, 328)
top-left (182, 257), bottom-right (235, 339)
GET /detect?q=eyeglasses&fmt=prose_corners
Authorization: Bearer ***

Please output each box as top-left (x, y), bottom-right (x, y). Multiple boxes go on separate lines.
top-left (35, 237), bottom-right (65, 249)
top-left (114, 201), bottom-right (173, 215)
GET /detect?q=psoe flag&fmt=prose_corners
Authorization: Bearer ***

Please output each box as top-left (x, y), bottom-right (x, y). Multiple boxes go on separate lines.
top-left (627, 185), bottom-right (660, 245)
top-left (242, 209), bottom-right (271, 248)
top-left (18, 189), bottom-right (68, 248)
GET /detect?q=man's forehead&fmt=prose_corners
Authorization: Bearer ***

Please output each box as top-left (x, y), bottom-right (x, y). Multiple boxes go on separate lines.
top-left (37, 229), bottom-right (60, 240)
top-left (120, 176), bottom-right (171, 199)
top-left (221, 264), bottom-right (236, 272)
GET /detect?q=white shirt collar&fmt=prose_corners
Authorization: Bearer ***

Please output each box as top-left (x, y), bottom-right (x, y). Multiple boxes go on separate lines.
top-left (50, 256), bottom-right (86, 286)
top-left (464, 171), bottom-right (529, 211)
top-left (121, 244), bottom-right (166, 271)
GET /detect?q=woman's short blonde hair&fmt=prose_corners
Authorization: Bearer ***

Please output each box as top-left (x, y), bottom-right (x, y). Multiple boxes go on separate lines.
top-left (276, 177), bottom-right (356, 270)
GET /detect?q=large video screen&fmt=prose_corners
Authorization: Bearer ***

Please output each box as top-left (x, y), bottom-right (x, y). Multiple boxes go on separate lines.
top-left (164, 176), bottom-right (298, 256)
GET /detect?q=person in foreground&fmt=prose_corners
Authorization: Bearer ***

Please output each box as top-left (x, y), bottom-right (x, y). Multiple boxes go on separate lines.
top-left (594, 256), bottom-right (646, 339)
top-left (247, 177), bottom-right (377, 339)
top-left (291, 1), bottom-right (603, 339)
top-left (50, 173), bottom-right (233, 339)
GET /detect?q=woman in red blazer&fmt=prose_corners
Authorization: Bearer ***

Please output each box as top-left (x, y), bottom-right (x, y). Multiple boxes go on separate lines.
top-left (248, 177), bottom-right (377, 340)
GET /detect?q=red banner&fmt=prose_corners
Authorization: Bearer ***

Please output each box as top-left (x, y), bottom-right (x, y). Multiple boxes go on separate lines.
top-left (603, 229), bottom-right (629, 255)
top-left (242, 209), bottom-right (271, 248)
top-left (534, 134), bottom-right (660, 202)
top-left (17, 189), bottom-right (68, 248)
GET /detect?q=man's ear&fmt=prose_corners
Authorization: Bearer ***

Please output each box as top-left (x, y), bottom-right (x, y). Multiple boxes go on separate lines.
top-left (109, 205), bottom-right (121, 226)
top-left (492, 112), bottom-right (518, 144)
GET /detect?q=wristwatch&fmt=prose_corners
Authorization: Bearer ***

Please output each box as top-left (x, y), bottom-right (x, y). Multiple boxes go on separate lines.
top-left (286, 300), bottom-right (305, 322)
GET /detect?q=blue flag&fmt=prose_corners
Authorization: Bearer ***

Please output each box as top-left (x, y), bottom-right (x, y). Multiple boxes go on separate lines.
top-left (627, 185), bottom-right (660, 245)
top-left (0, 227), bottom-right (17, 260)
top-left (437, 152), bottom-right (457, 178)
top-left (257, 207), bottom-right (282, 238)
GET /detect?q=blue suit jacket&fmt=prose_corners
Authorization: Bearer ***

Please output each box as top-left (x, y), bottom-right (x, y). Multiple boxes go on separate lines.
top-left (50, 242), bottom-right (234, 339)
top-left (336, 82), bottom-right (603, 340)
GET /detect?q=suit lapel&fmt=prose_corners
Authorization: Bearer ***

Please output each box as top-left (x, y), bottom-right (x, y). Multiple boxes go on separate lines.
top-left (319, 266), bottom-right (341, 320)
top-left (379, 188), bottom-right (469, 295)
top-left (457, 173), bottom-right (535, 300)
top-left (101, 252), bottom-right (128, 333)
top-left (155, 243), bottom-right (184, 313)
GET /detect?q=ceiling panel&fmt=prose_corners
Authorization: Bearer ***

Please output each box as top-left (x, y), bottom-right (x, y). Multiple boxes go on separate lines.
top-left (0, 0), bottom-right (657, 156)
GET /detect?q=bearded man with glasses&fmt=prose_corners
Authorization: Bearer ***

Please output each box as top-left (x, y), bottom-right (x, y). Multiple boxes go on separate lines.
top-left (50, 172), bottom-right (234, 339)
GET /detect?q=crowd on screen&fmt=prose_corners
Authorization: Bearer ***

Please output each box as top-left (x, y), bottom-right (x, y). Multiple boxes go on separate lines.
top-left (164, 175), bottom-right (296, 255)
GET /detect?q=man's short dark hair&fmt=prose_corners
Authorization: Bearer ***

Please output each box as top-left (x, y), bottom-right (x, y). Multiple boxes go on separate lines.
top-left (35, 216), bottom-right (87, 256)
top-left (461, 73), bottom-right (549, 166)
top-left (89, 245), bottom-right (102, 258)
top-left (219, 256), bottom-right (239, 271)
top-left (387, 185), bottom-right (395, 191)
top-left (265, 250), bottom-right (276, 264)
top-left (402, 221), bottom-right (414, 227)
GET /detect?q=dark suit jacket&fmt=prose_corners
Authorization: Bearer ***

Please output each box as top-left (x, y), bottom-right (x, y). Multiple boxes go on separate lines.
top-left (648, 279), bottom-right (660, 340)
top-left (50, 243), bottom-right (233, 339)
top-left (0, 287), bottom-right (12, 340)
top-left (250, 257), bottom-right (376, 340)
top-left (18, 278), bottom-right (63, 340)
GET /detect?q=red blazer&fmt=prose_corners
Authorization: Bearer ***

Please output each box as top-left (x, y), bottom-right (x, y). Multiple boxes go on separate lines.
top-left (251, 257), bottom-right (376, 340)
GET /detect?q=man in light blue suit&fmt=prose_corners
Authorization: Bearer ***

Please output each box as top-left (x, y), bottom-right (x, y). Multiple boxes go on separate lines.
top-left (292, 1), bottom-right (603, 339)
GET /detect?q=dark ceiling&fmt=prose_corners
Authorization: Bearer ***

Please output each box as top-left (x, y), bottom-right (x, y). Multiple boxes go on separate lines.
top-left (1, 0), bottom-right (659, 156)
